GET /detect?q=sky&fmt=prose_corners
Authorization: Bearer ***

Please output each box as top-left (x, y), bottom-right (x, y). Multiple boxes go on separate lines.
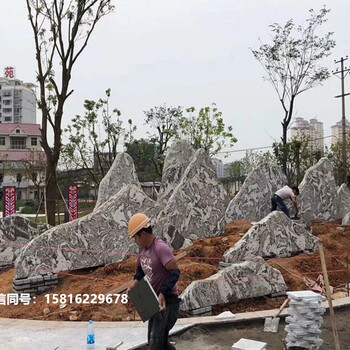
top-left (1, 0), bottom-right (350, 162)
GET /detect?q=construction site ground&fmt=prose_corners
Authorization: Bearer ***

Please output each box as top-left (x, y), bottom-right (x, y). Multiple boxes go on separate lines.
top-left (171, 306), bottom-right (350, 350)
top-left (0, 220), bottom-right (349, 348)
top-left (0, 220), bottom-right (349, 322)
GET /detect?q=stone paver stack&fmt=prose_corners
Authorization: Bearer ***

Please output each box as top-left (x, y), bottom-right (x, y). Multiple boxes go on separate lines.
top-left (285, 291), bottom-right (325, 350)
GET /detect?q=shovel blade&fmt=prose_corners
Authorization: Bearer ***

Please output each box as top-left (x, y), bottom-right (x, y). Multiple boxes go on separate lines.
top-left (263, 317), bottom-right (280, 332)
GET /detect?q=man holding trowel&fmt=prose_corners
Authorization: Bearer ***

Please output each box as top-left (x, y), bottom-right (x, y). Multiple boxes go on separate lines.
top-left (271, 185), bottom-right (300, 219)
top-left (128, 213), bottom-right (180, 350)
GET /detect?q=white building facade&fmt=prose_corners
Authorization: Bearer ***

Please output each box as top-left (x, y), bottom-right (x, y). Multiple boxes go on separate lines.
top-left (0, 68), bottom-right (36, 124)
top-left (290, 117), bottom-right (324, 151)
top-left (331, 119), bottom-right (350, 145)
top-left (0, 124), bottom-right (45, 200)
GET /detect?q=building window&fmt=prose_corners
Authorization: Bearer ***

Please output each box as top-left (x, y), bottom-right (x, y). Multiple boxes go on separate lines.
top-left (16, 129), bottom-right (20, 134)
top-left (4, 117), bottom-right (12, 122)
top-left (3, 108), bottom-right (12, 114)
top-left (16, 173), bottom-right (22, 183)
top-left (11, 137), bottom-right (26, 149)
top-left (3, 100), bottom-right (11, 105)
top-left (3, 91), bottom-right (12, 97)
top-left (31, 137), bottom-right (37, 146)
top-left (0, 137), bottom-right (5, 146)
top-left (32, 172), bottom-right (37, 182)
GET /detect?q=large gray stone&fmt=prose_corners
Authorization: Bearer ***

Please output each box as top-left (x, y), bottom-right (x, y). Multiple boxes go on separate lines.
top-left (225, 164), bottom-right (287, 223)
top-left (158, 140), bottom-right (195, 204)
top-left (342, 212), bottom-right (350, 225)
top-left (180, 257), bottom-right (286, 311)
top-left (0, 215), bottom-right (49, 264)
top-left (154, 149), bottom-right (229, 250)
top-left (224, 211), bottom-right (318, 263)
top-left (298, 158), bottom-right (339, 224)
top-left (336, 184), bottom-right (350, 219)
top-left (15, 185), bottom-right (161, 279)
top-left (94, 153), bottom-right (140, 210)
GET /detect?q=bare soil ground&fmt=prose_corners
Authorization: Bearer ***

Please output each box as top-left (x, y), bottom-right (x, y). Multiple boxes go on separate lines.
top-left (0, 220), bottom-right (349, 323)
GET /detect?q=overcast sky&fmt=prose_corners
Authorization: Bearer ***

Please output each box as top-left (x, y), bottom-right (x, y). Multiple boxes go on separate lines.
top-left (1, 0), bottom-right (350, 162)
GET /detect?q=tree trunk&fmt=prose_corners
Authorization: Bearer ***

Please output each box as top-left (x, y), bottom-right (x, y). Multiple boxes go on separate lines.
top-left (282, 122), bottom-right (288, 175)
top-left (45, 162), bottom-right (58, 226)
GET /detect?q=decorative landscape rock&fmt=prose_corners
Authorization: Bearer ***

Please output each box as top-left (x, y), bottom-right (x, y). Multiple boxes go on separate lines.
top-left (223, 211), bottom-right (318, 263)
top-left (335, 184), bottom-right (350, 219)
top-left (0, 215), bottom-right (49, 264)
top-left (225, 163), bottom-right (287, 223)
top-left (298, 158), bottom-right (339, 224)
top-left (342, 212), bottom-right (350, 226)
top-left (15, 185), bottom-right (161, 279)
top-left (94, 153), bottom-right (140, 210)
top-left (180, 257), bottom-right (286, 311)
top-left (157, 140), bottom-right (195, 204)
top-left (154, 149), bottom-right (229, 250)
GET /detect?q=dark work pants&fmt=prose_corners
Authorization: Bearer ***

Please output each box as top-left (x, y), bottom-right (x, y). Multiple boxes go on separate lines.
top-left (148, 296), bottom-right (180, 350)
top-left (271, 194), bottom-right (290, 218)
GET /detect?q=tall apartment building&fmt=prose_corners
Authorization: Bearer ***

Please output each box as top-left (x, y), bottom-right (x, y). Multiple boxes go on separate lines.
top-left (290, 117), bottom-right (324, 151)
top-left (0, 123), bottom-right (45, 200)
top-left (0, 70), bottom-right (36, 124)
top-left (331, 119), bottom-right (350, 145)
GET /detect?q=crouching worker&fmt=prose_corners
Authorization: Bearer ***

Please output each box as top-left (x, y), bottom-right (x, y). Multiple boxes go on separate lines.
top-left (271, 185), bottom-right (299, 219)
top-left (128, 213), bottom-right (180, 350)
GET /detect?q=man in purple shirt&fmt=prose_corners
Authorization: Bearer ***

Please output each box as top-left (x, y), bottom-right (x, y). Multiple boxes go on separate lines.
top-left (128, 213), bottom-right (180, 350)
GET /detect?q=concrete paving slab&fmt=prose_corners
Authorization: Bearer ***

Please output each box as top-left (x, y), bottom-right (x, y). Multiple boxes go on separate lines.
top-left (0, 297), bottom-right (348, 350)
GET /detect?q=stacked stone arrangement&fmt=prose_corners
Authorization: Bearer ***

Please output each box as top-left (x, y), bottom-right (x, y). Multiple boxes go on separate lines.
top-left (13, 274), bottom-right (58, 296)
top-left (285, 291), bottom-right (326, 350)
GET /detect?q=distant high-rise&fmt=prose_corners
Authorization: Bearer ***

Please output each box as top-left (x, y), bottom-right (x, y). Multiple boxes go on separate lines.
top-left (0, 67), bottom-right (36, 124)
top-left (290, 117), bottom-right (324, 151)
top-left (331, 119), bottom-right (350, 145)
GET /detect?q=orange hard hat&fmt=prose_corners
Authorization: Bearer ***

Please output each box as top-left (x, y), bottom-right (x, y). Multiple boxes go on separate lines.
top-left (128, 213), bottom-right (151, 238)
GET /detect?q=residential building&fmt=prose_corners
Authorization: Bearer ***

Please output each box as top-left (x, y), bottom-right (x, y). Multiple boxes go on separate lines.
top-left (331, 119), bottom-right (350, 145)
top-left (0, 75), bottom-right (36, 124)
top-left (0, 123), bottom-right (45, 200)
top-left (290, 117), bottom-right (324, 151)
top-left (212, 158), bottom-right (226, 178)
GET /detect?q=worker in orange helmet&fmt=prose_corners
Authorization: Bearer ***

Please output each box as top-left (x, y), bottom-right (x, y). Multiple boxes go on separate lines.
top-left (128, 213), bottom-right (180, 350)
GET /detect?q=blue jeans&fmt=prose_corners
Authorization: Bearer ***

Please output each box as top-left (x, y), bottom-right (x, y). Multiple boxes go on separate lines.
top-left (148, 295), bottom-right (180, 350)
top-left (271, 194), bottom-right (290, 218)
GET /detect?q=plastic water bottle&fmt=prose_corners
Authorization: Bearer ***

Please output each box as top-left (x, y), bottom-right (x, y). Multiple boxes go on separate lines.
top-left (87, 320), bottom-right (95, 349)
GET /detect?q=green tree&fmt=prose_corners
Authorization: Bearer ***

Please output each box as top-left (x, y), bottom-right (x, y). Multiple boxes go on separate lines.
top-left (227, 160), bottom-right (246, 193)
top-left (326, 133), bottom-right (350, 185)
top-left (144, 104), bottom-right (183, 176)
top-left (126, 139), bottom-right (159, 182)
top-left (63, 89), bottom-right (125, 187)
top-left (179, 104), bottom-right (237, 156)
top-left (251, 7), bottom-right (335, 175)
top-left (241, 150), bottom-right (276, 175)
top-left (26, 0), bottom-right (114, 225)
top-left (273, 135), bottom-right (324, 184)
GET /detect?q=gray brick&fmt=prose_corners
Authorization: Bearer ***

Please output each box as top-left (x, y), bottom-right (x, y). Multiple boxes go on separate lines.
top-left (29, 276), bottom-right (44, 283)
top-left (43, 274), bottom-right (58, 281)
top-left (44, 280), bottom-right (58, 286)
top-left (22, 288), bottom-right (38, 293)
top-left (13, 284), bottom-right (31, 290)
top-left (14, 278), bottom-right (31, 286)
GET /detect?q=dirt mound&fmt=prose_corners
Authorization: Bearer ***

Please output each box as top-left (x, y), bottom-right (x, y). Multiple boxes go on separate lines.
top-left (0, 220), bottom-right (349, 321)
